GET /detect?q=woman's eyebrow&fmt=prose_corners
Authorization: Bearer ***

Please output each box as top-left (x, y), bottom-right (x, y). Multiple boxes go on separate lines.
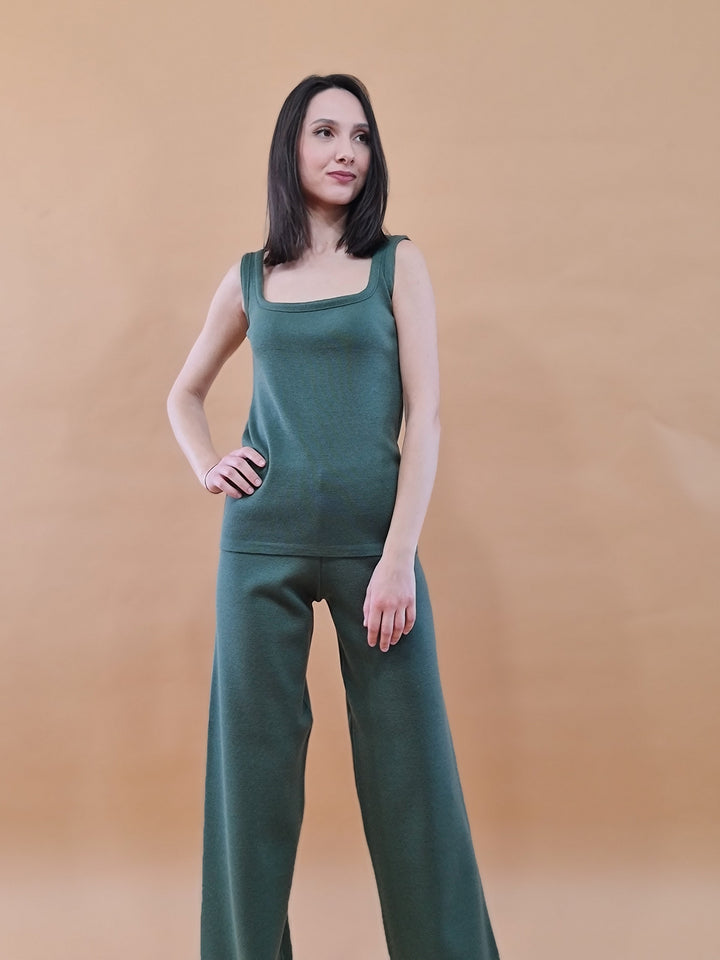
top-left (310, 117), bottom-right (370, 130)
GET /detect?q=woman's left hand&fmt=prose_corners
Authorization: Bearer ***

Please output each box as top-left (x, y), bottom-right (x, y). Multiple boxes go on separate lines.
top-left (363, 555), bottom-right (416, 652)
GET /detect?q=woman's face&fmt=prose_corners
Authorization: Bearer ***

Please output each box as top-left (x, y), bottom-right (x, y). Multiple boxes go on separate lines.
top-left (297, 87), bottom-right (371, 213)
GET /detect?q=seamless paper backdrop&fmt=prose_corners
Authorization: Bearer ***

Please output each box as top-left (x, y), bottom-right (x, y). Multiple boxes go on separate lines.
top-left (1, 1), bottom-right (719, 958)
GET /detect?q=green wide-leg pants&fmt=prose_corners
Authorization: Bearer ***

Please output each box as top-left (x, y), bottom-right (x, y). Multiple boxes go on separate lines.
top-left (200, 550), bottom-right (500, 960)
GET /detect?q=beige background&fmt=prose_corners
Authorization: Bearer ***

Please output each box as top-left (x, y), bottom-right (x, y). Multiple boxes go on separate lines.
top-left (2, 1), bottom-right (719, 958)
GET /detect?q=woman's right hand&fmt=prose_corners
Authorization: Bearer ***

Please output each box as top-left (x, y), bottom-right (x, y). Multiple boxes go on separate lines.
top-left (203, 447), bottom-right (266, 498)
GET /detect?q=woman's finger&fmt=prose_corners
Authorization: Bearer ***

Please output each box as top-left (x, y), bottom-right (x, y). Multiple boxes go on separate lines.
top-left (222, 465), bottom-right (257, 495)
top-left (390, 608), bottom-right (405, 645)
top-left (226, 458), bottom-right (263, 489)
top-left (366, 603), bottom-right (381, 646)
top-left (212, 474), bottom-right (244, 499)
top-left (403, 600), bottom-right (416, 635)
top-left (378, 609), bottom-right (395, 653)
top-left (230, 446), bottom-right (267, 468)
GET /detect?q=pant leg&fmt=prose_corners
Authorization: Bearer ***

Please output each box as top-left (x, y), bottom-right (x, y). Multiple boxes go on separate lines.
top-left (201, 550), bottom-right (319, 960)
top-left (322, 553), bottom-right (501, 960)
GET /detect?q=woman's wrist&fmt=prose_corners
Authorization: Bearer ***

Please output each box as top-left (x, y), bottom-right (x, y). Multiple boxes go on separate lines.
top-left (381, 540), bottom-right (417, 566)
top-left (202, 463), bottom-right (219, 490)
top-left (198, 455), bottom-right (221, 489)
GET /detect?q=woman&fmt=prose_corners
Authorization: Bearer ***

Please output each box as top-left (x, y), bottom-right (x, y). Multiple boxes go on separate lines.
top-left (167, 73), bottom-right (500, 960)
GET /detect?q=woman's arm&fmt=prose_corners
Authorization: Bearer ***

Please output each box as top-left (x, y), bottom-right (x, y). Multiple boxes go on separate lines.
top-left (166, 262), bottom-right (265, 498)
top-left (363, 239), bottom-right (441, 652)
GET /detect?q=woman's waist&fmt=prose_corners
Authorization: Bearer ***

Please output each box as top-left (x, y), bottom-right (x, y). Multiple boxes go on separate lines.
top-left (220, 471), bottom-right (398, 554)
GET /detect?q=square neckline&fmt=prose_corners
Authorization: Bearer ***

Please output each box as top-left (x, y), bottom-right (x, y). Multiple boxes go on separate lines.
top-left (254, 243), bottom-right (383, 313)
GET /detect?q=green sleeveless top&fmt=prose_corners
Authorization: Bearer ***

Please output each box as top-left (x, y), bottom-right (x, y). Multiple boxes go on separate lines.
top-left (220, 233), bottom-right (411, 556)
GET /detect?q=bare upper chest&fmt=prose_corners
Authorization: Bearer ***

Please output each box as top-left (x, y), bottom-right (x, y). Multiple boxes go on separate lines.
top-left (261, 252), bottom-right (373, 304)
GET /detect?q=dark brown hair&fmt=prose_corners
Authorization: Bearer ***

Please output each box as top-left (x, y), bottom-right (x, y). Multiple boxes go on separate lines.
top-left (263, 73), bottom-right (390, 265)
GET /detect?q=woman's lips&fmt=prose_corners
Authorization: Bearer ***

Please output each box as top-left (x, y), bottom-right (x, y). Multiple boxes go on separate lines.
top-left (328, 172), bottom-right (356, 182)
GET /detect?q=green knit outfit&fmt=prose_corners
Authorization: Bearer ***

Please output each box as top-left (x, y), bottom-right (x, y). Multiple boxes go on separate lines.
top-left (200, 235), bottom-right (501, 960)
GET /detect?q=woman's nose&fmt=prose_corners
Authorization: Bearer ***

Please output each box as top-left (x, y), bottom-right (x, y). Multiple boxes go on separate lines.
top-left (336, 141), bottom-right (355, 163)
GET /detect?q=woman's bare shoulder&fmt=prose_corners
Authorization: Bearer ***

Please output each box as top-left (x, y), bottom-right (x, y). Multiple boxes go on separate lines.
top-left (213, 258), bottom-right (246, 319)
top-left (393, 237), bottom-right (433, 295)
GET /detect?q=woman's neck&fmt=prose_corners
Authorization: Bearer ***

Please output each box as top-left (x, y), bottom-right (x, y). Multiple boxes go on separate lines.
top-left (304, 206), bottom-right (348, 256)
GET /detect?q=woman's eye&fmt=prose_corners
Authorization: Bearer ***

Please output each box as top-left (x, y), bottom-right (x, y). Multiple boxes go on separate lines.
top-left (314, 127), bottom-right (369, 144)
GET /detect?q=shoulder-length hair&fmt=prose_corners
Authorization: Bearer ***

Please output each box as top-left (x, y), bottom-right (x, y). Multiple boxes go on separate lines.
top-left (263, 73), bottom-right (390, 265)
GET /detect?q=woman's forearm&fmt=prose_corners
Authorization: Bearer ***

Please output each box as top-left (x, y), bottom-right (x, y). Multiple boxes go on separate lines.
top-left (167, 385), bottom-right (221, 486)
top-left (165, 260), bottom-right (249, 487)
top-left (382, 408), bottom-right (441, 562)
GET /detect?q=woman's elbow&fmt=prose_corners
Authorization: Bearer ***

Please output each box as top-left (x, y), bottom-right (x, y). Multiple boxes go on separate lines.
top-left (166, 379), bottom-right (183, 416)
top-left (167, 377), bottom-right (200, 419)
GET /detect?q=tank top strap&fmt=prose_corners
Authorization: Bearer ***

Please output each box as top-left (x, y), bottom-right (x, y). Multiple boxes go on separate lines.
top-left (379, 234), bottom-right (411, 299)
top-left (239, 250), bottom-right (256, 314)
